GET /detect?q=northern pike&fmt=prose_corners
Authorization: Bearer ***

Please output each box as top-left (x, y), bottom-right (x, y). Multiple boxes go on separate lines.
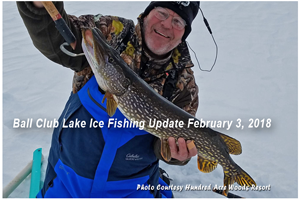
top-left (81, 27), bottom-right (256, 196)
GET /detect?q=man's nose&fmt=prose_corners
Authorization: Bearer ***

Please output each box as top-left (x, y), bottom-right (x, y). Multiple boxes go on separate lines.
top-left (160, 16), bottom-right (173, 29)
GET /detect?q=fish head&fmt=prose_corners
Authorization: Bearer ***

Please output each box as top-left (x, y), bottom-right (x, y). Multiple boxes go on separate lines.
top-left (81, 27), bottom-right (130, 95)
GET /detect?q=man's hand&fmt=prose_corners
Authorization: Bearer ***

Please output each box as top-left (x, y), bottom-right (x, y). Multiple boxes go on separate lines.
top-left (168, 137), bottom-right (197, 161)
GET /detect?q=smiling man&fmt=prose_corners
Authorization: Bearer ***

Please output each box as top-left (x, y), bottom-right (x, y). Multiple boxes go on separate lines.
top-left (143, 2), bottom-right (194, 56)
top-left (17, 1), bottom-right (200, 198)
top-left (143, 7), bottom-right (185, 55)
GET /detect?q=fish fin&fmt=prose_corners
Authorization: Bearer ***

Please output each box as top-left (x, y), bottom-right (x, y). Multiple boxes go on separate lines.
top-left (222, 166), bottom-right (256, 196)
top-left (102, 92), bottom-right (118, 117)
top-left (235, 168), bottom-right (257, 187)
top-left (160, 138), bottom-right (171, 162)
top-left (197, 155), bottom-right (218, 173)
top-left (102, 92), bottom-right (110, 103)
top-left (222, 174), bottom-right (234, 196)
top-left (219, 134), bottom-right (242, 155)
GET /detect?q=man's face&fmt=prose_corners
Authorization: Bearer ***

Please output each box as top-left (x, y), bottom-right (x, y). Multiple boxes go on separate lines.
top-left (143, 7), bottom-right (185, 56)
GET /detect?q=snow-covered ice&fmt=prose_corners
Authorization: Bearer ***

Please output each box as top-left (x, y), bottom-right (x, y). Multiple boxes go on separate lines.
top-left (3, 1), bottom-right (297, 198)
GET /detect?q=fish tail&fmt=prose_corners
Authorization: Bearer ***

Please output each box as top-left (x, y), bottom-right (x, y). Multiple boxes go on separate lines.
top-left (235, 167), bottom-right (256, 187)
top-left (222, 166), bottom-right (256, 196)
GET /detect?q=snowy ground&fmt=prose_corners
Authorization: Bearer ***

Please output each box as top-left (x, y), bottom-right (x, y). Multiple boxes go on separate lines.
top-left (3, 1), bottom-right (298, 198)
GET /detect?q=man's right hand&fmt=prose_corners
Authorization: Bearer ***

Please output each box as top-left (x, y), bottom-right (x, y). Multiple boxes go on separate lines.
top-left (168, 137), bottom-right (197, 162)
top-left (33, 1), bottom-right (44, 8)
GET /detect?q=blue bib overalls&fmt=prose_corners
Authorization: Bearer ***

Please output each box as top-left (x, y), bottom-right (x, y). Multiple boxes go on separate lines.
top-left (37, 76), bottom-right (172, 198)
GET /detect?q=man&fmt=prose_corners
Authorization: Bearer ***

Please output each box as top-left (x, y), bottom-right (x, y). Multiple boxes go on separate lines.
top-left (17, 1), bottom-right (200, 197)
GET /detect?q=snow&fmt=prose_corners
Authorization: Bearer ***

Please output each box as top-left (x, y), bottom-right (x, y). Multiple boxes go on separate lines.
top-left (3, 1), bottom-right (298, 198)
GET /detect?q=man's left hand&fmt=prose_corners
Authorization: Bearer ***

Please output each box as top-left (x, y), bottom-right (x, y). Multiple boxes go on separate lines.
top-left (168, 137), bottom-right (197, 161)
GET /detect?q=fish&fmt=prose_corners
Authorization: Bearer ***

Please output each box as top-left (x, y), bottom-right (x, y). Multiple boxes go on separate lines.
top-left (81, 27), bottom-right (256, 196)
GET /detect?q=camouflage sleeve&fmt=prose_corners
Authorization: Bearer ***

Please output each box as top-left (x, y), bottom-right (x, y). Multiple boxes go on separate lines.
top-left (69, 14), bottom-right (114, 39)
top-left (181, 68), bottom-right (199, 116)
top-left (172, 68), bottom-right (199, 117)
top-left (155, 68), bottom-right (198, 165)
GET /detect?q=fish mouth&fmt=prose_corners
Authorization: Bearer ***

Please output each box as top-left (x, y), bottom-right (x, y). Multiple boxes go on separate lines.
top-left (82, 28), bottom-right (125, 67)
top-left (154, 29), bottom-right (170, 38)
top-left (82, 28), bottom-right (108, 67)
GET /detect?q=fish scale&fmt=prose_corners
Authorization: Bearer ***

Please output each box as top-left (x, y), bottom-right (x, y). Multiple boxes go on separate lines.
top-left (82, 27), bottom-right (256, 196)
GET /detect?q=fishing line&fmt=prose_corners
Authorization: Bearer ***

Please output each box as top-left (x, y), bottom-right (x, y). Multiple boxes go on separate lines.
top-left (188, 2), bottom-right (218, 72)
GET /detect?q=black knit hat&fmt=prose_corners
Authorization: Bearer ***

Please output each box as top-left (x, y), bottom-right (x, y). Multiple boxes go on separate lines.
top-left (142, 1), bottom-right (200, 41)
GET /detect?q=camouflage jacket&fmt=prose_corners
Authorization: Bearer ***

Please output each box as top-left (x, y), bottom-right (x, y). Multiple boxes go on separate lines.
top-left (17, 2), bottom-right (199, 165)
